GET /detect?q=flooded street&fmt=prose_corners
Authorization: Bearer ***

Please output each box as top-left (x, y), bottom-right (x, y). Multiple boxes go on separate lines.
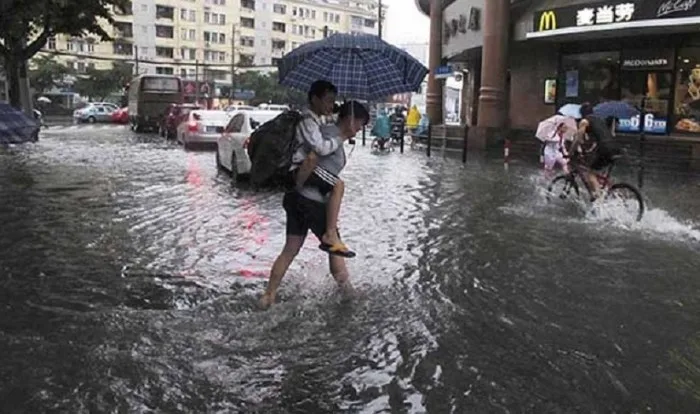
top-left (1, 125), bottom-right (700, 413)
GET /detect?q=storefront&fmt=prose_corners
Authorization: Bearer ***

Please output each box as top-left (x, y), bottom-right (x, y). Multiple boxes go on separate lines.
top-left (523, 0), bottom-right (700, 138)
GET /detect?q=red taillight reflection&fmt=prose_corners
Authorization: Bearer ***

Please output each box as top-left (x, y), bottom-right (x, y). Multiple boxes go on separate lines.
top-left (187, 121), bottom-right (199, 132)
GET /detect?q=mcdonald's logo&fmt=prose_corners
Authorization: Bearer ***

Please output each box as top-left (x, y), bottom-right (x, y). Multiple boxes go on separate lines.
top-left (538, 10), bottom-right (557, 31)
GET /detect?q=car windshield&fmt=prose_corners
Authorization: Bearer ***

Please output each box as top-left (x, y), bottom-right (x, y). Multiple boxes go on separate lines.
top-left (192, 110), bottom-right (230, 124)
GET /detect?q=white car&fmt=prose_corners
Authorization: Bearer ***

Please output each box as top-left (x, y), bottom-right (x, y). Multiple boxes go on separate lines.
top-left (216, 109), bottom-right (283, 180)
top-left (176, 110), bottom-right (231, 150)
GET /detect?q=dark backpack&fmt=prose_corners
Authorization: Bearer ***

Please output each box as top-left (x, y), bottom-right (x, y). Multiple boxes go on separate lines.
top-left (248, 110), bottom-right (304, 188)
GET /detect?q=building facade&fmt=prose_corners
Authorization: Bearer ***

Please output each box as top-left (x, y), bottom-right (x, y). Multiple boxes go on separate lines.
top-left (37, 0), bottom-right (386, 87)
top-left (419, 0), bottom-right (700, 162)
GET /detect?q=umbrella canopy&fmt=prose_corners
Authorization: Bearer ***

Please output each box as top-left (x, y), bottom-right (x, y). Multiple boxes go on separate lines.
top-left (277, 33), bottom-right (428, 100)
top-left (557, 103), bottom-right (582, 119)
top-left (37, 96), bottom-right (51, 104)
top-left (593, 100), bottom-right (639, 119)
top-left (0, 102), bottom-right (39, 145)
top-left (536, 115), bottom-right (578, 142)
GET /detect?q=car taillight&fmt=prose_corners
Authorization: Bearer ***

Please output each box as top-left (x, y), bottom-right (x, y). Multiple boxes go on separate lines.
top-left (188, 121), bottom-right (199, 132)
top-left (243, 137), bottom-right (251, 149)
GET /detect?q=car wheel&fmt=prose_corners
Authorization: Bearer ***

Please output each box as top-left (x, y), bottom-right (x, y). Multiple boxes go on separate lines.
top-left (88, 116), bottom-right (96, 123)
top-left (230, 152), bottom-right (238, 182)
top-left (215, 148), bottom-right (224, 171)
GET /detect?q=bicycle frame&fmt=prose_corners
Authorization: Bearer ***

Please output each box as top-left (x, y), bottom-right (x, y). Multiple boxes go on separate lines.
top-left (568, 160), bottom-right (616, 200)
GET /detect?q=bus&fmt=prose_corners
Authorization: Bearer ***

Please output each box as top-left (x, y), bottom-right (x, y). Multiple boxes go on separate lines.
top-left (127, 74), bottom-right (183, 132)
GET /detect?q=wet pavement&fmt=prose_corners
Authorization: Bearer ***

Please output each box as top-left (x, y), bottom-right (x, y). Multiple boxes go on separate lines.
top-left (1, 125), bottom-right (700, 413)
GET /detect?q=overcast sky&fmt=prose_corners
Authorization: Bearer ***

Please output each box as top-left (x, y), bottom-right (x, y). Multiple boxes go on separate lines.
top-left (384, 0), bottom-right (430, 45)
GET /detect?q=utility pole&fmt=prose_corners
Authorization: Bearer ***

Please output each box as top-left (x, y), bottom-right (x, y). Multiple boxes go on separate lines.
top-left (378, 0), bottom-right (383, 39)
top-left (323, 25), bottom-right (329, 38)
top-left (134, 46), bottom-right (139, 75)
top-left (195, 60), bottom-right (200, 104)
top-left (230, 23), bottom-right (237, 101)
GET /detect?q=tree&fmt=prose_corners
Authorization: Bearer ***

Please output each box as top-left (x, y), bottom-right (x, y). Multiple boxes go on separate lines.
top-left (28, 54), bottom-right (73, 94)
top-left (235, 71), bottom-right (306, 107)
top-left (0, 0), bottom-right (129, 107)
top-left (72, 61), bottom-right (133, 100)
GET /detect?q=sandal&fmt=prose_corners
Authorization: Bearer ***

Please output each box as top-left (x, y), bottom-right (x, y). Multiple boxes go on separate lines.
top-left (319, 242), bottom-right (356, 258)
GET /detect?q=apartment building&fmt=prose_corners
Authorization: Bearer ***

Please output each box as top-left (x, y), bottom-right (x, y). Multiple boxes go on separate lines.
top-left (37, 0), bottom-right (386, 87)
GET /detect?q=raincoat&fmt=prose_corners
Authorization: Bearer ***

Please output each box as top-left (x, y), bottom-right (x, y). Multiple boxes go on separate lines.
top-left (371, 109), bottom-right (391, 138)
top-left (415, 114), bottom-right (429, 136)
top-left (406, 105), bottom-right (421, 129)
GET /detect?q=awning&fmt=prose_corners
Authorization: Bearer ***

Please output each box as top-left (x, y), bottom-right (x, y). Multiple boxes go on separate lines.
top-left (526, 16), bottom-right (700, 41)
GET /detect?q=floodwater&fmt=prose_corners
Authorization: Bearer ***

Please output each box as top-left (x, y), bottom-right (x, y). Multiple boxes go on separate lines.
top-left (1, 125), bottom-right (699, 413)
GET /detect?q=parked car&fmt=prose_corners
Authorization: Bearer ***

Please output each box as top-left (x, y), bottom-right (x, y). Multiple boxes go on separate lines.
top-left (225, 105), bottom-right (255, 113)
top-left (216, 109), bottom-right (283, 180)
top-left (73, 102), bottom-right (119, 123)
top-left (111, 107), bottom-right (129, 124)
top-left (257, 103), bottom-right (290, 111)
top-left (158, 103), bottom-right (201, 139)
top-left (176, 110), bottom-right (231, 150)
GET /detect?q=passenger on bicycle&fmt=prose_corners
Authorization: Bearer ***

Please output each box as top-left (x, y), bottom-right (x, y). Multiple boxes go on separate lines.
top-left (568, 103), bottom-right (622, 201)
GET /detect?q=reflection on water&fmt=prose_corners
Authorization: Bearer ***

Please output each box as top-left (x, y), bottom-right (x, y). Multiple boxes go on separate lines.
top-left (1, 131), bottom-right (700, 412)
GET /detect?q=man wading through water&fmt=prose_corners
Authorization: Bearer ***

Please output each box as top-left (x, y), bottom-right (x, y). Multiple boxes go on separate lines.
top-left (260, 91), bottom-right (370, 309)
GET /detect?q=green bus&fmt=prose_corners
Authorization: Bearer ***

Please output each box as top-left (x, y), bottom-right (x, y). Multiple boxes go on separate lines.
top-left (127, 74), bottom-right (183, 132)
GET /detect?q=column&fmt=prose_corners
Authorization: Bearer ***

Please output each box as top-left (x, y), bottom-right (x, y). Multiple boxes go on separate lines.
top-left (426, 0), bottom-right (443, 125)
top-left (477, 0), bottom-right (509, 128)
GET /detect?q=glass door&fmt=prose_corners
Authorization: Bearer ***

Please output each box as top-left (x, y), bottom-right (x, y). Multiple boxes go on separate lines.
top-left (617, 71), bottom-right (673, 134)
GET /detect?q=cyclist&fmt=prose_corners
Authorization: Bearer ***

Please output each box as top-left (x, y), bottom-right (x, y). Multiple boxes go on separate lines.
top-left (568, 103), bottom-right (621, 201)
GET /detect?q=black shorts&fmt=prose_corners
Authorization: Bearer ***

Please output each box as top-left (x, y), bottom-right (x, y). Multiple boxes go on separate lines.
top-left (283, 191), bottom-right (337, 239)
top-left (588, 143), bottom-right (621, 171)
top-left (301, 165), bottom-right (339, 196)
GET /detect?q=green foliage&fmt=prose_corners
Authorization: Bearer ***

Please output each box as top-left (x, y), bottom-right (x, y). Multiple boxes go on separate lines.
top-left (73, 62), bottom-right (133, 100)
top-left (0, 0), bottom-right (128, 106)
top-left (28, 55), bottom-right (73, 94)
top-left (0, 0), bottom-right (129, 60)
top-left (236, 71), bottom-right (306, 107)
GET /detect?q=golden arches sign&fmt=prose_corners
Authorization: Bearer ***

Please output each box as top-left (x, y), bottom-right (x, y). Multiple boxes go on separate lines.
top-left (538, 10), bottom-right (557, 31)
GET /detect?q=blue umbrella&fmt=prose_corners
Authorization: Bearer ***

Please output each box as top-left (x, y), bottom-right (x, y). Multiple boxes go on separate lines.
top-left (0, 102), bottom-right (39, 145)
top-left (277, 33), bottom-right (428, 100)
top-left (557, 103), bottom-right (582, 119)
top-left (593, 100), bottom-right (639, 119)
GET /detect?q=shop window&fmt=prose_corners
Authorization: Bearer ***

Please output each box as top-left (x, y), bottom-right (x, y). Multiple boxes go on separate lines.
top-left (618, 72), bottom-right (672, 134)
top-left (558, 52), bottom-right (620, 106)
top-left (674, 48), bottom-right (700, 133)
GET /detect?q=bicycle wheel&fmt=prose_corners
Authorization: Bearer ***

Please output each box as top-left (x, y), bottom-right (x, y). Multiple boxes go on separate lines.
top-left (547, 174), bottom-right (580, 202)
top-left (605, 183), bottom-right (644, 221)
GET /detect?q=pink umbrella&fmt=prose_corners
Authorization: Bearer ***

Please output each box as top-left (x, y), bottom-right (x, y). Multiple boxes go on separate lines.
top-left (536, 115), bottom-right (577, 142)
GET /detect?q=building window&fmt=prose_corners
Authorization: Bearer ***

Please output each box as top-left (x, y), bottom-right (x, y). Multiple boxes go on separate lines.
top-left (273, 4), bottom-right (285, 14)
top-left (240, 36), bottom-right (254, 47)
top-left (155, 5), bottom-right (174, 19)
top-left (114, 1), bottom-right (132, 15)
top-left (241, 17), bottom-right (254, 28)
top-left (156, 46), bottom-right (174, 58)
top-left (156, 67), bottom-right (174, 75)
top-left (180, 8), bottom-right (195, 22)
top-left (239, 54), bottom-right (254, 67)
top-left (364, 18), bottom-right (376, 28)
top-left (558, 52), bottom-right (620, 106)
top-left (113, 42), bottom-right (133, 55)
top-left (155, 25), bottom-right (174, 38)
top-left (114, 22), bottom-right (133, 38)
top-left (674, 48), bottom-right (700, 133)
top-left (272, 22), bottom-right (285, 32)
top-left (271, 40), bottom-right (285, 50)
top-left (335, 14), bottom-right (340, 24)
top-left (46, 37), bottom-right (56, 50)
top-left (241, 0), bottom-right (255, 10)
top-left (272, 57), bottom-right (281, 66)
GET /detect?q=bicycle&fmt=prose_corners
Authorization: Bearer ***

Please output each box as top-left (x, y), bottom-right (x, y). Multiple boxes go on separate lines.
top-left (546, 154), bottom-right (645, 221)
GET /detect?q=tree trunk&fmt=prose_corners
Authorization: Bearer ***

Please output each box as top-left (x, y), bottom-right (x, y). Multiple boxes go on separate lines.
top-left (4, 57), bottom-right (21, 109)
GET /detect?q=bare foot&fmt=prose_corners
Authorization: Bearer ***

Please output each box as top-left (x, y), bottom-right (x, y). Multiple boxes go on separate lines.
top-left (259, 293), bottom-right (275, 310)
top-left (321, 231), bottom-right (343, 247)
top-left (338, 281), bottom-right (356, 301)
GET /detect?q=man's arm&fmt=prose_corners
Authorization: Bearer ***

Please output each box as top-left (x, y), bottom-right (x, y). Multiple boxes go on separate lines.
top-left (297, 117), bottom-right (339, 156)
top-left (568, 119), bottom-right (588, 158)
